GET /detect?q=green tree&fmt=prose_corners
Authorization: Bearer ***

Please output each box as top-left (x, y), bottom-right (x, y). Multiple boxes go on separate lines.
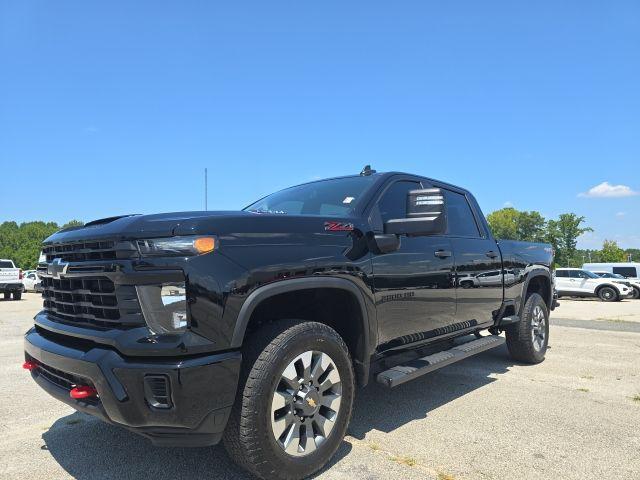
top-left (0, 220), bottom-right (84, 270)
top-left (516, 211), bottom-right (547, 242)
top-left (546, 214), bottom-right (593, 267)
top-left (487, 207), bottom-right (546, 242)
top-left (600, 240), bottom-right (626, 262)
top-left (487, 207), bottom-right (521, 240)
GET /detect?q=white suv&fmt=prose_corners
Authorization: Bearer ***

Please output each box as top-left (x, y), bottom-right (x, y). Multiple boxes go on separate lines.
top-left (554, 268), bottom-right (632, 302)
top-left (591, 271), bottom-right (640, 300)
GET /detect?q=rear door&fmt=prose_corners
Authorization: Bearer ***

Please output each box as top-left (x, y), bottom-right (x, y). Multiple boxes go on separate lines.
top-left (370, 179), bottom-right (456, 348)
top-left (444, 189), bottom-right (503, 325)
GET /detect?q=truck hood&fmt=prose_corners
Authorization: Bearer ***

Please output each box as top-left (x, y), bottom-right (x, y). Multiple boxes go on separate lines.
top-left (43, 211), bottom-right (357, 244)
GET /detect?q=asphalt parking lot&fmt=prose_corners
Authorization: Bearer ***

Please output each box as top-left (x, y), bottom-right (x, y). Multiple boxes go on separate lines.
top-left (1, 293), bottom-right (639, 479)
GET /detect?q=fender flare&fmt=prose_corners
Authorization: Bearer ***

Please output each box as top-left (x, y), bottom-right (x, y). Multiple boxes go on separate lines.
top-left (230, 277), bottom-right (373, 360)
top-left (519, 269), bottom-right (553, 316)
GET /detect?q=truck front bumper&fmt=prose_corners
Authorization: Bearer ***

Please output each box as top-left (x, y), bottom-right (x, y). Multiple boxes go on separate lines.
top-left (24, 327), bottom-right (241, 447)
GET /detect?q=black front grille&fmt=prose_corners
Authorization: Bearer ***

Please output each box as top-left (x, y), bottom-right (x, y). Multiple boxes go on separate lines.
top-left (42, 240), bottom-right (137, 263)
top-left (41, 276), bottom-right (143, 329)
top-left (38, 239), bottom-right (145, 330)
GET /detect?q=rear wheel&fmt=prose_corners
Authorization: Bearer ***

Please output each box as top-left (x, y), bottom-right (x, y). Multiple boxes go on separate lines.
top-left (630, 287), bottom-right (640, 300)
top-left (13, 291), bottom-right (22, 300)
top-left (505, 293), bottom-right (549, 364)
top-left (223, 320), bottom-right (355, 480)
top-left (3, 292), bottom-right (9, 300)
top-left (597, 286), bottom-right (618, 302)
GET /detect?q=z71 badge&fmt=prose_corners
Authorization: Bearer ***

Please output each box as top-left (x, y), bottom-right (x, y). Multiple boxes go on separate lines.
top-left (324, 221), bottom-right (354, 232)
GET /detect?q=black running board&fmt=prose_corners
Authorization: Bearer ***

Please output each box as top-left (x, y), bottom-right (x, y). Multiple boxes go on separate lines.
top-left (376, 335), bottom-right (506, 388)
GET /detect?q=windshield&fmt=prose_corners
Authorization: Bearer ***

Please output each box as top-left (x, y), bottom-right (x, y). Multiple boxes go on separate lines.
top-left (245, 176), bottom-right (377, 217)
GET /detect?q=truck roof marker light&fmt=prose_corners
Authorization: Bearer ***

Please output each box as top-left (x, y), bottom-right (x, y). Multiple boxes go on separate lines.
top-left (70, 386), bottom-right (98, 399)
top-left (194, 236), bottom-right (216, 254)
top-left (22, 361), bottom-right (38, 371)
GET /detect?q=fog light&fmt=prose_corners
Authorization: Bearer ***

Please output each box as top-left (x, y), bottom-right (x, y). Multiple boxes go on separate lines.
top-left (137, 282), bottom-right (189, 334)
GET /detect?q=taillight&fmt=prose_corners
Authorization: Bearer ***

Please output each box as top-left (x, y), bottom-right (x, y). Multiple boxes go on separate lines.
top-left (19, 269), bottom-right (23, 280)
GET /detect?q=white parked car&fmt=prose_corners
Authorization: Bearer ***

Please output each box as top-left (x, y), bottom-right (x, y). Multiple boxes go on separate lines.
top-left (591, 271), bottom-right (640, 300)
top-left (22, 270), bottom-right (42, 292)
top-left (554, 268), bottom-right (632, 302)
top-left (0, 259), bottom-right (24, 300)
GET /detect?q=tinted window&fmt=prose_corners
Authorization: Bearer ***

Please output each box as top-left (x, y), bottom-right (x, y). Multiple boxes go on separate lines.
top-left (245, 175), bottom-right (377, 217)
top-left (377, 181), bottom-right (421, 223)
top-left (0, 261), bottom-right (14, 268)
top-left (555, 270), bottom-right (568, 277)
top-left (443, 190), bottom-right (480, 237)
top-left (612, 267), bottom-right (638, 278)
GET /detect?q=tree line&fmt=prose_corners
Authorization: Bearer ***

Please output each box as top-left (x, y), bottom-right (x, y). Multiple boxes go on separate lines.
top-left (486, 207), bottom-right (635, 267)
top-left (0, 220), bottom-right (83, 270)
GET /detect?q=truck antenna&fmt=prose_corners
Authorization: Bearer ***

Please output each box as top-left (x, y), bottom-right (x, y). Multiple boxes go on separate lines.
top-left (205, 168), bottom-right (208, 211)
top-left (360, 165), bottom-right (376, 176)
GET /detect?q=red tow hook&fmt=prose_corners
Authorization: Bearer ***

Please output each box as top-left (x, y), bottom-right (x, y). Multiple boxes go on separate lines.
top-left (69, 386), bottom-right (98, 400)
top-left (22, 361), bottom-right (38, 371)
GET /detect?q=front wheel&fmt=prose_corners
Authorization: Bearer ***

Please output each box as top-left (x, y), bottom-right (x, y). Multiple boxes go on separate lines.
top-left (13, 291), bottom-right (22, 300)
top-left (597, 286), bottom-right (618, 302)
top-left (223, 321), bottom-right (355, 480)
top-left (630, 287), bottom-right (640, 300)
top-left (505, 293), bottom-right (549, 364)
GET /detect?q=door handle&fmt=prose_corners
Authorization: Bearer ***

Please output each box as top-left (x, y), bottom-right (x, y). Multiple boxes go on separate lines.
top-left (434, 249), bottom-right (452, 258)
top-left (485, 250), bottom-right (498, 259)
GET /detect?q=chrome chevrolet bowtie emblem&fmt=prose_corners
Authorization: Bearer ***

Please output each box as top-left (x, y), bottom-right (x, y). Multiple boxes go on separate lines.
top-left (306, 397), bottom-right (317, 408)
top-left (47, 258), bottom-right (69, 279)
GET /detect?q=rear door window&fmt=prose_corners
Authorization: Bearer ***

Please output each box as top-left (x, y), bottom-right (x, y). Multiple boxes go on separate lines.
top-left (0, 261), bottom-right (14, 268)
top-left (555, 270), bottom-right (568, 278)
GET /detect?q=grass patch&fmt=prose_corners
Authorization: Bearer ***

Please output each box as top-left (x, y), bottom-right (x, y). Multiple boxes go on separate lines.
top-left (632, 394), bottom-right (640, 403)
top-left (390, 455), bottom-right (416, 467)
top-left (576, 388), bottom-right (589, 393)
top-left (368, 442), bottom-right (380, 451)
top-left (580, 375), bottom-right (594, 380)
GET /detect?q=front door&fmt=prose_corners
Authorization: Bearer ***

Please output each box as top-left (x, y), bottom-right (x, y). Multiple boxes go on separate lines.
top-left (370, 179), bottom-right (456, 348)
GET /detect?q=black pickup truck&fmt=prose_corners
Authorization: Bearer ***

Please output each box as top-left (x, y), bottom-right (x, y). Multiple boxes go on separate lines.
top-left (24, 168), bottom-right (554, 480)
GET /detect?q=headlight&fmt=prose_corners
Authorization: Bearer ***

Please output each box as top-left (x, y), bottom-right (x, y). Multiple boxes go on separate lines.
top-left (137, 282), bottom-right (189, 334)
top-left (137, 236), bottom-right (216, 257)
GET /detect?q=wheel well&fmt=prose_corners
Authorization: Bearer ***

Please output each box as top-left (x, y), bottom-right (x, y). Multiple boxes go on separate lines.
top-left (595, 284), bottom-right (616, 295)
top-left (525, 275), bottom-right (551, 309)
top-left (244, 287), bottom-right (367, 380)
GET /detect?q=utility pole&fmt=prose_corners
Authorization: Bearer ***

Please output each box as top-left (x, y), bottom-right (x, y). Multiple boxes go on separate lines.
top-left (204, 168), bottom-right (208, 211)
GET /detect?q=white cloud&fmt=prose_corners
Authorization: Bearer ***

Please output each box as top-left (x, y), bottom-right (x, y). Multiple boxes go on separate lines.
top-left (578, 181), bottom-right (639, 198)
top-left (503, 201), bottom-right (513, 208)
top-left (615, 212), bottom-right (626, 218)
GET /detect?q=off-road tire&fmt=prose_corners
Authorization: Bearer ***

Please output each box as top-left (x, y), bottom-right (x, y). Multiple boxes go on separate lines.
top-left (505, 293), bottom-right (549, 364)
top-left (597, 286), bottom-right (618, 302)
top-left (3, 293), bottom-right (9, 300)
top-left (223, 320), bottom-right (355, 480)
top-left (630, 287), bottom-right (640, 300)
top-left (13, 291), bottom-right (22, 300)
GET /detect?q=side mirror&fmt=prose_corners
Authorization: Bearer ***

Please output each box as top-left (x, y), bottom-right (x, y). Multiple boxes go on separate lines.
top-left (384, 188), bottom-right (447, 236)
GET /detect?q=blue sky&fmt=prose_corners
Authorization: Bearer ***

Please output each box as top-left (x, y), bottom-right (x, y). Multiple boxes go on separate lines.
top-left (1, 1), bottom-right (639, 248)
